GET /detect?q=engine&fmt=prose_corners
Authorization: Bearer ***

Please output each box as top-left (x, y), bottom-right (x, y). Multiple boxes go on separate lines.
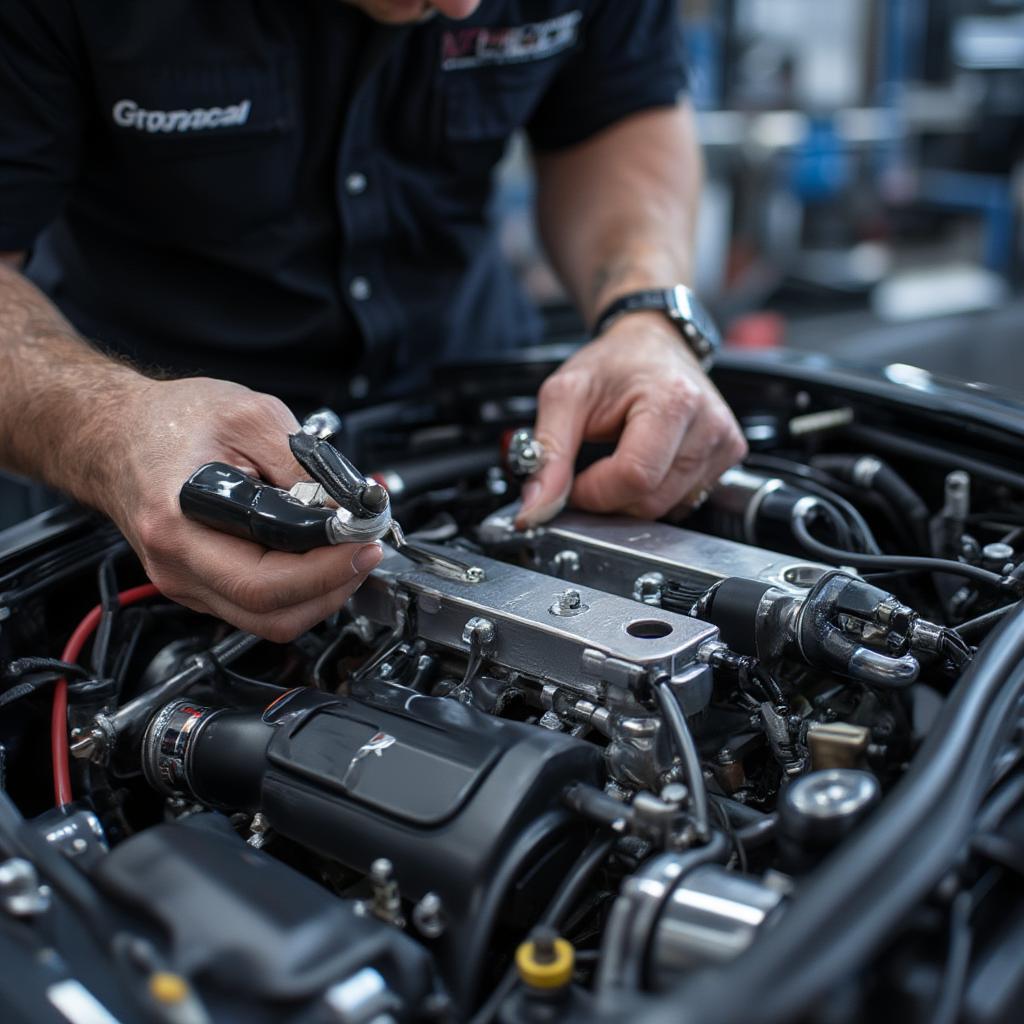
top-left (1, 350), bottom-right (1022, 1024)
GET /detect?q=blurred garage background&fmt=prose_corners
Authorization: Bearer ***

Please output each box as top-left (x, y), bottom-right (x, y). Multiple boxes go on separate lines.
top-left (495, 0), bottom-right (1024, 392)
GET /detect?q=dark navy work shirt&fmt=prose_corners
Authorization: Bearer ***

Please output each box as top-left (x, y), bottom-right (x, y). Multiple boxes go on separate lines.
top-left (0, 1), bottom-right (686, 412)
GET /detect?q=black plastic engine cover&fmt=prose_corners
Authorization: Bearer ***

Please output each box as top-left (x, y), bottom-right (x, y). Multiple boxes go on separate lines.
top-left (144, 685), bottom-right (603, 1009)
top-left (92, 814), bottom-right (436, 1021)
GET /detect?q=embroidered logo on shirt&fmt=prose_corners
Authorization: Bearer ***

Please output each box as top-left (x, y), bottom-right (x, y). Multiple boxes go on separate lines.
top-left (112, 97), bottom-right (251, 133)
top-left (441, 10), bottom-right (582, 71)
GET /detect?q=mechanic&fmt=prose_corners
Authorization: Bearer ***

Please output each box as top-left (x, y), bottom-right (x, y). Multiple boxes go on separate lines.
top-left (0, 0), bottom-right (746, 641)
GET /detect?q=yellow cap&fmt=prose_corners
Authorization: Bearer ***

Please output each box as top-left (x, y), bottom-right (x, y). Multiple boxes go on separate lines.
top-left (515, 936), bottom-right (575, 990)
top-left (149, 971), bottom-right (189, 1005)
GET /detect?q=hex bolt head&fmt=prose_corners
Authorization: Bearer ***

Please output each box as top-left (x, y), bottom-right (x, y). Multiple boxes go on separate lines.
top-left (633, 572), bottom-right (665, 606)
top-left (462, 616), bottom-right (496, 648)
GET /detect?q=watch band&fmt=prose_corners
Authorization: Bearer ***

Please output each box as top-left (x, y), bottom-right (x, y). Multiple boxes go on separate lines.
top-left (592, 285), bottom-right (721, 369)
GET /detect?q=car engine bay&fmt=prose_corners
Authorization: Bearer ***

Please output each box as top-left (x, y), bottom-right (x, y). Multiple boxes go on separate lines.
top-left (2, 349), bottom-right (1024, 1024)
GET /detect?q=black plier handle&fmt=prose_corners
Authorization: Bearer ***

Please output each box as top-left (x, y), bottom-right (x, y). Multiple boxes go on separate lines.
top-left (179, 433), bottom-right (391, 553)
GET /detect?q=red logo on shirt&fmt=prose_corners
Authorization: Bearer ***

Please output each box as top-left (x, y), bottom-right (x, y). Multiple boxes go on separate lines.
top-left (441, 10), bottom-right (582, 71)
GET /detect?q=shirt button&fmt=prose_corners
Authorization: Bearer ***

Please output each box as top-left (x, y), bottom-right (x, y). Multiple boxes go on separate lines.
top-left (349, 276), bottom-right (372, 301)
top-left (345, 172), bottom-right (368, 196)
top-left (349, 374), bottom-right (370, 400)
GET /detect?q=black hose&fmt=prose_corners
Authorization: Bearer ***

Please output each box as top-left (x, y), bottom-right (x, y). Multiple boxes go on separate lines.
top-left (955, 602), bottom-right (1019, 644)
top-left (311, 622), bottom-right (381, 690)
top-left (818, 499), bottom-right (855, 553)
top-left (746, 455), bottom-right (882, 554)
top-left (1000, 526), bottom-right (1024, 547)
top-left (929, 891), bottom-right (974, 1024)
top-left (975, 771), bottom-right (1024, 835)
top-left (811, 454), bottom-right (931, 553)
top-left (3, 657), bottom-right (89, 680)
top-left (1, 659), bottom-right (91, 709)
top-left (638, 601), bottom-right (1024, 1024)
top-left (734, 814), bottom-right (778, 849)
top-left (370, 447), bottom-right (501, 499)
top-left (91, 553), bottom-right (121, 679)
top-left (791, 505), bottom-right (1016, 593)
top-left (843, 424), bottom-right (1024, 493)
top-left (0, 673), bottom-right (63, 708)
top-left (708, 795), bottom-right (773, 830)
top-left (752, 664), bottom-right (787, 709)
top-left (469, 833), bottom-right (615, 1024)
top-left (214, 666), bottom-right (288, 703)
top-left (712, 800), bottom-right (748, 873)
top-left (542, 835), bottom-right (617, 927)
top-left (655, 680), bottom-right (710, 840)
top-left (940, 631), bottom-right (974, 673)
top-left (110, 610), bottom-right (146, 696)
top-left (811, 489), bottom-right (879, 554)
top-left (563, 783), bottom-right (634, 832)
top-left (971, 832), bottom-right (1024, 876)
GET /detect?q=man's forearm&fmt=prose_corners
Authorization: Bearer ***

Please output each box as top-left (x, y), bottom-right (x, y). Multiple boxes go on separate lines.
top-left (522, 103), bottom-right (746, 529)
top-left (534, 103), bottom-right (703, 326)
top-left (0, 261), bottom-right (147, 507)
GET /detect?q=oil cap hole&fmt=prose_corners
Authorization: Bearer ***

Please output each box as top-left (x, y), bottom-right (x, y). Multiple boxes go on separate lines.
top-left (626, 619), bottom-right (673, 640)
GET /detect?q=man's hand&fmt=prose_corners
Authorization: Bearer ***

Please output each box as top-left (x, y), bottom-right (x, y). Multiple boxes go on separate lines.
top-left (108, 377), bottom-right (382, 642)
top-left (0, 263), bottom-right (378, 643)
top-left (516, 313), bottom-right (747, 528)
top-left (526, 103), bottom-right (742, 526)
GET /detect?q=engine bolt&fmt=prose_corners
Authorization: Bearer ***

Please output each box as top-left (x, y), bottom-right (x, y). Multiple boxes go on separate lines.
top-left (506, 428), bottom-right (545, 478)
top-left (370, 858), bottom-right (405, 927)
top-left (551, 549), bottom-right (581, 577)
top-left (370, 858), bottom-right (393, 884)
top-left (550, 588), bottom-right (588, 617)
top-left (0, 858), bottom-right (50, 917)
top-left (660, 783), bottom-right (689, 807)
top-left (462, 616), bottom-right (496, 649)
top-left (982, 542), bottom-right (1014, 572)
top-left (633, 572), bottom-right (665, 606)
top-left (412, 891), bottom-right (446, 939)
top-left (247, 811), bottom-right (271, 849)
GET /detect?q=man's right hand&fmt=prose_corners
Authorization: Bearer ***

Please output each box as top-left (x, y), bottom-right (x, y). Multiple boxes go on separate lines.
top-left (106, 376), bottom-right (382, 642)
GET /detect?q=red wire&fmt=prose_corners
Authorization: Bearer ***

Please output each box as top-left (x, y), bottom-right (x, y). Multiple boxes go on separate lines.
top-left (51, 583), bottom-right (161, 807)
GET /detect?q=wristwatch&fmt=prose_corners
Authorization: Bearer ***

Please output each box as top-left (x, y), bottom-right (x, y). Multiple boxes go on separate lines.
top-left (592, 284), bottom-right (722, 370)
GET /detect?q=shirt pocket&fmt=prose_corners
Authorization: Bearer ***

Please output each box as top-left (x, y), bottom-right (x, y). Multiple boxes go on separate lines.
top-left (90, 60), bottom-right (296, 243)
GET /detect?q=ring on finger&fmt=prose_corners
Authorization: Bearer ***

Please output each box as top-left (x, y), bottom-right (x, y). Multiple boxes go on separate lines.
top-left (683, 485), bottom-right (711, 511)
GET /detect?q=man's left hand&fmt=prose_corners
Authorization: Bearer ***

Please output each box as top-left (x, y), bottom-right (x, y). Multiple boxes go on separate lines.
top-left (516, 312), bottom-right (747, 528)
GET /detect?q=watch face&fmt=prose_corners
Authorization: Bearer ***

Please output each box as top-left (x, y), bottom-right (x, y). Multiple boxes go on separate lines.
top-left (671, 285), bottom-right (721, 354)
